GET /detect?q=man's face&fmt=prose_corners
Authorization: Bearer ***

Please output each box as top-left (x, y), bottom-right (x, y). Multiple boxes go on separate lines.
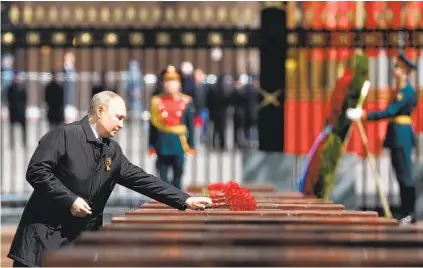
top-left (194, 70), bottom-right (205, 83)
top-left (164, 80), bottom-right (181, 95)
top-left (64, 52), bottom-right (75, 65)
top-left (96, 98), bottom-right (127, 137)
top-left (394, 60), bottom-right (409, 80)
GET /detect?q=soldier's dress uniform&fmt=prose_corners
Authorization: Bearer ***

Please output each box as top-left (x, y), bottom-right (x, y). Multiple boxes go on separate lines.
top-left (149, 68), bottom-right (195, 189)
top-left (363, 53), bottom-right (418, 220)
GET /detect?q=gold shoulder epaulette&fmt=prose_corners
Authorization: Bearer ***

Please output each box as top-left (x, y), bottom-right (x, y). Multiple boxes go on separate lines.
top-left (151, 95), bottom-right (162, 106)
top-left (179, 93), bottom-right (192, 103)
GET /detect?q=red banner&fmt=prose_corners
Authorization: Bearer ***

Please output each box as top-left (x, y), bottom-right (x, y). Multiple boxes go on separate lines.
top-left (324, 1), bottom-right (338, 30)
top-left (304, 2), bottom-right (326, 29)
top-left (336, 1), bottom-right (355, 60)
top-left (405, 1), bottom-right (420, 29)
top-left (420, 1), bottom-right (423, 29)
top-left (337, 1), bottom-right (354, 30)
top-left (364, 2), bottom-right (386, 57)
top-left (304, 2), bottom-right (326, 61)
top-left (386, 2), bottom-right (402, 57)
top-left (303, 1), bottom-right (314, 29)
top-left (387, 2), bottom-right (401, 59)
top-left (387, 2), bottom-right (403, 30)
top-left (323, 2), bottom-right (338, 60)
top-left (365, 2), bottom-right (386, 29)
top-left (404, 1), bottom-right (420, 60)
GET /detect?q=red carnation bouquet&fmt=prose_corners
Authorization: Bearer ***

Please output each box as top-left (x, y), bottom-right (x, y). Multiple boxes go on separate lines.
top-left (203, 181), bottom-right (256, 211)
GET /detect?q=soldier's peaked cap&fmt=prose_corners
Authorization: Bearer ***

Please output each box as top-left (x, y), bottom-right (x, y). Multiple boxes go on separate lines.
top-left (163, 65), bottom-right (181, 81)
top-left (398, 52), bottom-right (417, 70)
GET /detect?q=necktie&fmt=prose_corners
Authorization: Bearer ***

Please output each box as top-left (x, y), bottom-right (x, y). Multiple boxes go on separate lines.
top-left (94, 138), bottom-right (103, 163)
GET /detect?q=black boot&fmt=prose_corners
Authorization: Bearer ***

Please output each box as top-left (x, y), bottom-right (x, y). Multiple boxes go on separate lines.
top-left (399, 213), bottom-right (416, 225)
top-left (399, 186), bottom-right (416, 225)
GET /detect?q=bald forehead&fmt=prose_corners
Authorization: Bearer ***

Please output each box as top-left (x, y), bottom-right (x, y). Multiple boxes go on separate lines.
top-left (107, 97), bottom-right (127, 117)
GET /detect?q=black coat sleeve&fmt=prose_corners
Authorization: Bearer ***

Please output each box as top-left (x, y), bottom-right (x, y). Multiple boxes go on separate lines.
top-left (26, 127), bottom-right (79, 209)
top-left (117, 149), bottom-right (190, 210)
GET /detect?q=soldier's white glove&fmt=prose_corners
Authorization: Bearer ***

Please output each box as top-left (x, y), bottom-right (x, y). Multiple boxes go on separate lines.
top-left (346, 108), bottom-right (363, 121)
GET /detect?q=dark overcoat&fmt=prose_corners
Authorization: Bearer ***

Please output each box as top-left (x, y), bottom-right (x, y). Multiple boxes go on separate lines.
top-left (8, 116), bottom-right (190, 266)
top-left (7, 81), bottom-right (27, 123)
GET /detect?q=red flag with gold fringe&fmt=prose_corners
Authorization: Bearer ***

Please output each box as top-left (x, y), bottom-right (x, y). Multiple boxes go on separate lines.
top-left (336, 1), bottom-right (355, 60)
top-left (364, 2), bottom-right (386, 57)
top-left (305, 2), bottom-right (326, 62)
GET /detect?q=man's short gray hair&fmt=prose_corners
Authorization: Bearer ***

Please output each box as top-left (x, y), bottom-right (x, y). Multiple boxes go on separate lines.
top-left (88, 91), bottom-right (120, 117)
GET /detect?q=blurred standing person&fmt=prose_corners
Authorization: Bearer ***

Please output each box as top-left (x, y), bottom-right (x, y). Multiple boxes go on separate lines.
top-left (7, 71), bottom-right (27, 148)
top-left (91, 71), bottom-right (115, 98)
top-left (153, 66), bottom-right (184, 97)
top-left (62, 51), bottom-right (77, 122)
top-left (193, 69), bottom-right (209, 141)
top-left (243, 74), bottom-right (259, 145)
top-left (126, 59), bottom-right (144, 118)
top-left (346, 53), bottom-right (418, 224)
top-left (180, 61), bottom-right (196, 99)
top-left (207, 74), bottom-right (231, 151)
top-left (62, 51), bottom-right (76, 106)
top-left (148, 66), bottom-right (195, 189)
top-left (229, 76), bottom-right (247, 149)
top-left (1, 53), bottom-right (15, 108)
top-left (44, 72), bottom-right (65, 129)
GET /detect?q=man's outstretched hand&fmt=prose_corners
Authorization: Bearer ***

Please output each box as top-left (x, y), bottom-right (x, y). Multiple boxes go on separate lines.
top-left (184, 196), bottom-right (212, 210)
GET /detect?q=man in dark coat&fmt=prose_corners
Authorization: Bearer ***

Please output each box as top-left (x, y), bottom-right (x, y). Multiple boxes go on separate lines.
top-left (207, 74), bottom-right (231, 150)
top-left (44, 72), bottom-right (65, 129)
top-left (8, 91), bottom-right (212, 267)
top-left (7, 71), bottom-right (27, 148)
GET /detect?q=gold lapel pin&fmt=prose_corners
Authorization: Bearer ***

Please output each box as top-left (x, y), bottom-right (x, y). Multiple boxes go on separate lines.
top-left (105, 158), bottom-right (112, 171)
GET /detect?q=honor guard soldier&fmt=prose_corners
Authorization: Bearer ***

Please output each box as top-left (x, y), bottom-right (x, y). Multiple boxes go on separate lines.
top-left (347, 53), bottom-right (418, 224)
top-left (149, 66), bottom-right (195, 189)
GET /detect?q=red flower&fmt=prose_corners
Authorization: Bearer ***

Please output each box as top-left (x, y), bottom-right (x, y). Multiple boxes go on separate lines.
top-left (227, 188), bottom-right (257, 211)
top-left (207, 182), bottom-right (226, 192)
top-left (205, 181), bottom-right (256, 211)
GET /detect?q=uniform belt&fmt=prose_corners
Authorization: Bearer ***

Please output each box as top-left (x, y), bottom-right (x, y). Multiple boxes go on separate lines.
top-left (151, 116), bottom-right (190, 152)
top-left (391, 115), bottom-right (412, 125)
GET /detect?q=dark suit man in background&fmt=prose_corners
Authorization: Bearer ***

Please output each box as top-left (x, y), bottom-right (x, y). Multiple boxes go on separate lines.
top-left (7, 71), bottom-right (27, 148)
top-left (44, 72), bottom-right (65, 129)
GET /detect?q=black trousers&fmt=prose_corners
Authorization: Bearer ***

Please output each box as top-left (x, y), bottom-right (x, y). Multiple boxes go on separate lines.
top-left (9, 120), bottom-right (27, 148)
top-left (390, 147), bottom-right (415, 216)
top-left (156, 154), bottom-right (184, 189)
top-left (212, 120), bottom-right (226, 150)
